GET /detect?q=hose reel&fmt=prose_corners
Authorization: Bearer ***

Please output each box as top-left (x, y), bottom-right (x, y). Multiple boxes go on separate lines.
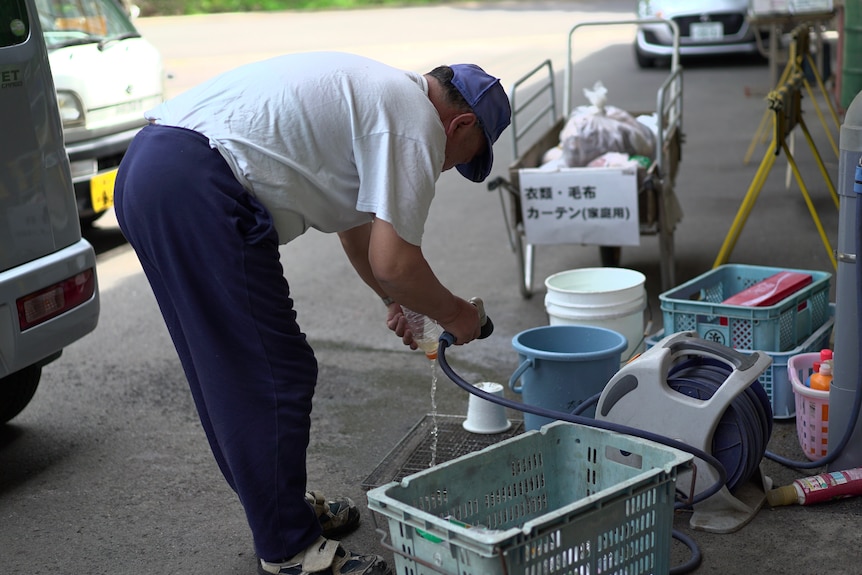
top-left (595, 331), bottom-right (774, 533)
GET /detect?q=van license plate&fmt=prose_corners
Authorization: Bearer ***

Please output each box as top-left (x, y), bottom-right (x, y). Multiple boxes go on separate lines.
top-left (90, 169), bottom-right (118, 213)
top-left (690, 22), bottom-right (723, 41)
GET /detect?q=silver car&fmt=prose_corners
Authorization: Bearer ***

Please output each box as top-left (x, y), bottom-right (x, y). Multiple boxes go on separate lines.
top-left (0, 0), bottom-right (100, 423)
top-left (635, 0), bottom-right (763, 67)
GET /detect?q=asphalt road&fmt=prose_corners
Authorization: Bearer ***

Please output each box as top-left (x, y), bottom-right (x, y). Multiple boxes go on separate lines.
top-left (1, 2), bottom-right (855, 574)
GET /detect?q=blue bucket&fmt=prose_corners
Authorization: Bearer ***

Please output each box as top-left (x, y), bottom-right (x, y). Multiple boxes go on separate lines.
top-left (509, 325), bottom-right (627, 430)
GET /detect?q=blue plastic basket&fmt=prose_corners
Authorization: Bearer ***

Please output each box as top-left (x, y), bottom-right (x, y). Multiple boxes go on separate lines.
top-left (646, 304), bottom-right (834, 419)
top-left (367, 421), bottom-right (692, 575)
top-left (659, 264), bottom-right (831, 352)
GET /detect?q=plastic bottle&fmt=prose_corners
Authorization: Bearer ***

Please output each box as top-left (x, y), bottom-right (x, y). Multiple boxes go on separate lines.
top-left (809, 360), bottom-right (833, 391)
top-left (805, 349), bottom-right (834, 387)
top-left (820, 348), bottom-right (834, 376)
top-left (805, 361), bottom-right (821, 387)
top-left (402, 308), bottom-right (442, 360)
top-left (401, 298), bottom-right (493, 361)
top-left (767, 468), bottom-right (862, 506)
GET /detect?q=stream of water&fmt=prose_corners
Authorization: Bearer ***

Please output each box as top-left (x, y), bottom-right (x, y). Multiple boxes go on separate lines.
top-left (428, 358), bottom-right (439, 468)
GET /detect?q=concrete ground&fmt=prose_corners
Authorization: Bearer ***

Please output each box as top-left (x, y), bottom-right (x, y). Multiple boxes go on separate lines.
top-left (2, 4), bottom-right (859, 574)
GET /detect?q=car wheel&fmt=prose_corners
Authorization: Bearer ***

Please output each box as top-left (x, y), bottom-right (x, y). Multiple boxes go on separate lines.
top-left (79, 211), bottom-right (106, 230)
top-left (0, 365), bottom-right (41, 424)
top-left (634, 43), bottom-right (654, 69)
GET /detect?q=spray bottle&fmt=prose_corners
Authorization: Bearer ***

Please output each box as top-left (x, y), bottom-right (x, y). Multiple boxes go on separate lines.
top-left (767, 468), bottom-right (862, 506)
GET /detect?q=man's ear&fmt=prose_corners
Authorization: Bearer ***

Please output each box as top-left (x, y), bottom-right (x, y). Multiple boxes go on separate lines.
top-left (445, 112), bottom-right (478, 137)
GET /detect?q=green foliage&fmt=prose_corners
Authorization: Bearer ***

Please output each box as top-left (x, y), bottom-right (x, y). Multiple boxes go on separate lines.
top-left (135, 0), bottom-right (444, 16)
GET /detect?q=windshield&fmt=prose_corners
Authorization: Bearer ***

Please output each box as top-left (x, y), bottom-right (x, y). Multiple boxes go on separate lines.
top-left (0, 0), bottom-right (29, 47)
top-left (35, 0), bottom-right (137, 48)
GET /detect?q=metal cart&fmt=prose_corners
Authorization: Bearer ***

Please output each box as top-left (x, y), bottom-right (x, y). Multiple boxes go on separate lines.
top-left (487, 19), bottom-right (684, 298)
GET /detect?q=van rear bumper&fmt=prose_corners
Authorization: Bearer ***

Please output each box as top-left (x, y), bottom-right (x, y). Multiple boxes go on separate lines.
top-left (0, 239), bottom-right (101, 378)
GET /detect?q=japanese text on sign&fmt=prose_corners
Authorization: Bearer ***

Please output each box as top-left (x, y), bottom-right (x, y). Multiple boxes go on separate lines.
top-left (517, 167), bottom-right (639, 246)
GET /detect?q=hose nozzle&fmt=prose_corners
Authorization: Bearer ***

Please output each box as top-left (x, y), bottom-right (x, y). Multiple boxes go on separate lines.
top-left (469, 297), bottom-right (494, 339)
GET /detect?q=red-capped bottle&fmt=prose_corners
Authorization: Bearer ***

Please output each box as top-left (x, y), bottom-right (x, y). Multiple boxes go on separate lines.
top-left (809, 360), bottom-right (832, 391)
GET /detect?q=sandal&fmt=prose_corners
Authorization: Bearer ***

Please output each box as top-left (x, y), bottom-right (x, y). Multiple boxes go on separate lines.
top-left (259, 536), bottom-right (391, 575)
top-left (305, 490), bottom-right (360, 538)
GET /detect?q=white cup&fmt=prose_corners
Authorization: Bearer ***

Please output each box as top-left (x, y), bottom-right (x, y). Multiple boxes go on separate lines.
top-left (463, 382), bottom-right (511, 434)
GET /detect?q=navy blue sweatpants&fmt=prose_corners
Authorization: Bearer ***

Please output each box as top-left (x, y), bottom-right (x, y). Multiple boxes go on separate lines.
top-left (114, 124), bottom-right (321, 562)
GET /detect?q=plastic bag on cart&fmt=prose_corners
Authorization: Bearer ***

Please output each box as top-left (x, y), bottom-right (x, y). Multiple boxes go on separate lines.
top-left (559, 81), bottom-right (656, 167)
top-left (587, 152), bottom-right (649, 189)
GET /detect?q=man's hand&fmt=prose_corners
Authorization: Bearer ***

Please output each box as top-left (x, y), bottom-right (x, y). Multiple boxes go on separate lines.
top-left (385, 302), bottom-right (419, 351)
top-left (437, 297), bottom-right (482, 345)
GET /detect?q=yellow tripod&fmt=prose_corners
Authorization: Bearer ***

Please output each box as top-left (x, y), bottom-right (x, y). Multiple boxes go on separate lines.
top-left (743, 24), bottom-right (841, 165)
top-left (714, 70), bottom-right (839, 269)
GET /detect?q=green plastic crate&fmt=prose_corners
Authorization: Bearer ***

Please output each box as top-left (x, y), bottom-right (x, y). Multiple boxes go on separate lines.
top-left (659, 264), bottom-right (831, 352)
top-left (367, 421), bottom-right (692, 575)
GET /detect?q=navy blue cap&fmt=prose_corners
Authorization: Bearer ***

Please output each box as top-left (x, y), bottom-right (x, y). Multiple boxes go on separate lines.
top-left (449, 64), bottom-right (511, 183)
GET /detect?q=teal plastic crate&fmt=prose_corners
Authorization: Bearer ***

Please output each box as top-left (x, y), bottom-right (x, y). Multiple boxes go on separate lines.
top-left (659, 264), bottom-right (831, 352)
top-left (646, 304), bottom-right (834, 419)
top-left (367, 421), bottom-right (692, 575)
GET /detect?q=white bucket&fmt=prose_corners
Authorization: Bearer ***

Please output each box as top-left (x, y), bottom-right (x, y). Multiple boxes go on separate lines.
top-left (544, 268), bottom-right (647, 362)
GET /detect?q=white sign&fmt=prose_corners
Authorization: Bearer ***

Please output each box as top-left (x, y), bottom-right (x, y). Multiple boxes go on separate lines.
top-left (517, 167), bottom-right (639, 246)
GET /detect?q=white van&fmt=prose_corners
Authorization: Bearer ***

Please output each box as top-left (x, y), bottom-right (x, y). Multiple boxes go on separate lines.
top-left (35, 0), bottom-right (165, 226)
top-left (0, 0), bottom-right (100, 422)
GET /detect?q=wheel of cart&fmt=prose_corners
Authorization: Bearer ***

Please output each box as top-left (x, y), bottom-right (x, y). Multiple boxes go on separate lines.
top-left (488, 18), bottom-right (684, 298)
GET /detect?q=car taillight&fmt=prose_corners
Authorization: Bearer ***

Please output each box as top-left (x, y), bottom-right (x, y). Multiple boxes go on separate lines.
top-left (16, 269), bottom-right (96, 331)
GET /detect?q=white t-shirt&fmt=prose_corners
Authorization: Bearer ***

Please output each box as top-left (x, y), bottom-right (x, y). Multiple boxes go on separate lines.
top-left (145, 52), bottom-right (445, 245)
